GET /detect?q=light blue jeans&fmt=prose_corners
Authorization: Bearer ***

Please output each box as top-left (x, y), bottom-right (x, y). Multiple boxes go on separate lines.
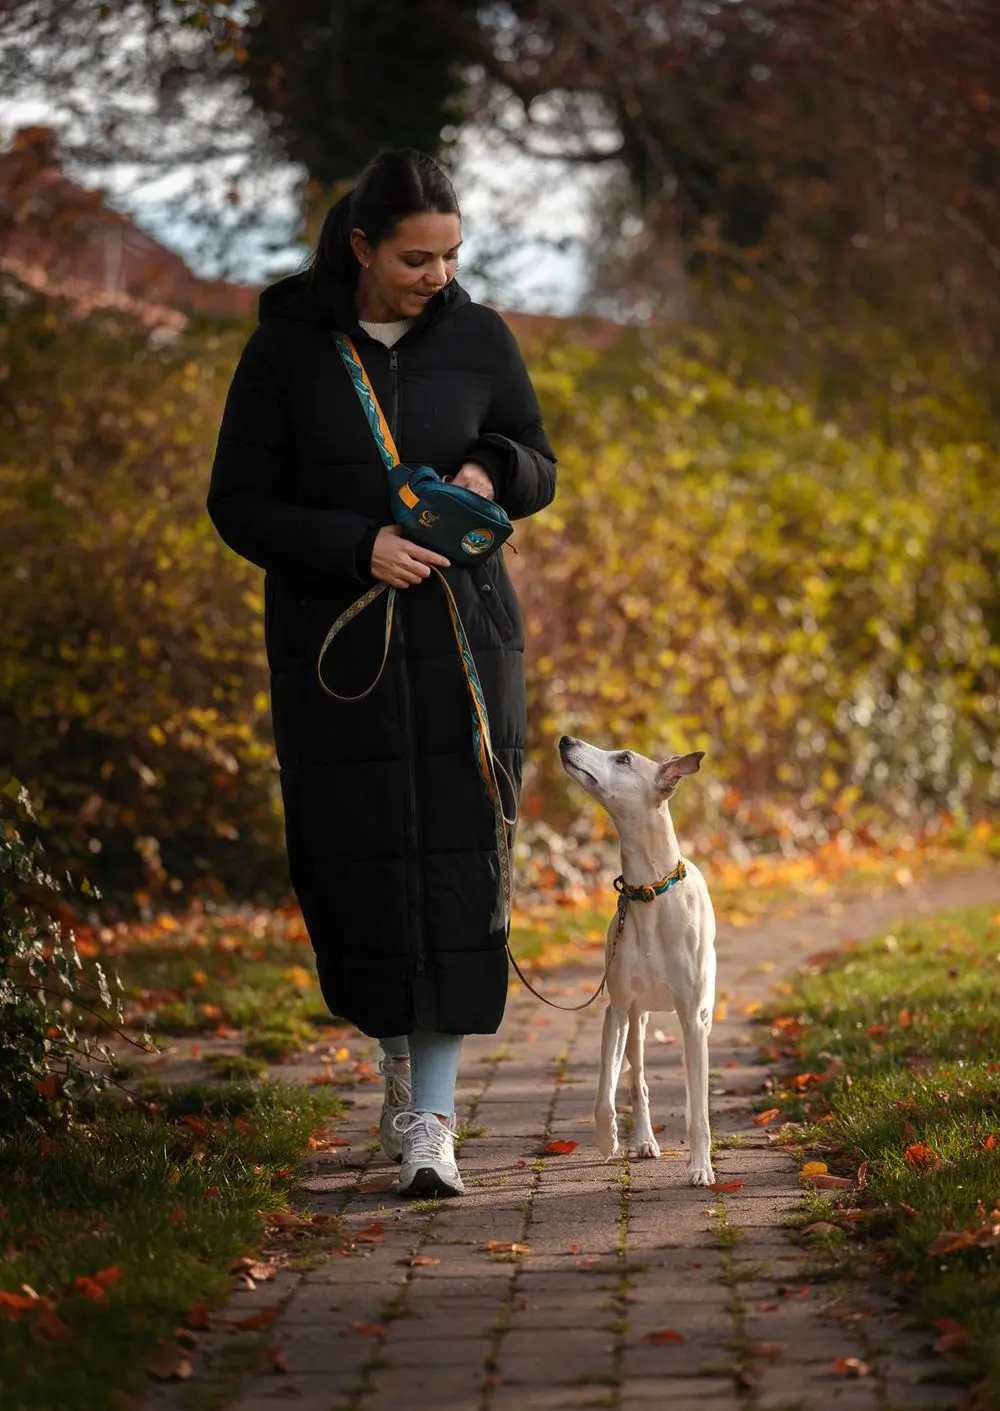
top-left (379, 1030), bottom-right (463, 1117)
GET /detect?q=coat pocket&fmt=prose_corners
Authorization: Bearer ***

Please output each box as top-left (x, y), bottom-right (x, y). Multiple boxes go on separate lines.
top-left (471, 559), bottom-right (520, 644)
top-left (265, 575), bottom-right (311, 671)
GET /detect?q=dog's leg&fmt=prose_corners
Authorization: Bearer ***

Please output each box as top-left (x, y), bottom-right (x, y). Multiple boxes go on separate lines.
top-left (595, 1004), bottom-right (629, 1160)
top-left (625, 1004), bottom-right (659, 1159)
top-left (678, 1005), bottom-right (715, 1186)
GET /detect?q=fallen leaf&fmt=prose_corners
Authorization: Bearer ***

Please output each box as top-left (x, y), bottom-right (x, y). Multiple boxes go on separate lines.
top-left (683, 1261), bottom-right (702, 1269)
top-left (800, 1161), bottom-right (829, 1177)
top-left (642, 1329), bottom-right (685, 1343)
top-left (347, 1322), bottom-right (387, 1336)
top-left (268, 1347), bottom-right (290, 1373)
top-left (354, 1222), bottom-right (386, 1242)
top-left (229, 1307), bottom-right (279, 1332)
top-left (803, 1173), bottom-right (854, 1190)
top-left (148, 1356), bottom-right (194, 1382)
top-left (542, 1140), bottom-right (578, 1155)
top-left (708, 1180), bottom-right (744, 1193)
top-left (486, 1241), bottom-right (531, 1255)
top-left (747, 1341), bottom-right (784, 1359)
top-left (857, 1161), bottom-right (868, 1189)
top-left (904, 1142), bottom-right (939, 1168)
top-left (801, 1222), bottom-right (842, 1236)
top-left (174, 1328), bottom-right (200, 1351)
top-left (400, 1256), bottom-right (440, 1267)
top-left (753, 1108), bottom-right (781, 1127)
top-left (756, 1302), bottom-right (779, 1312)
top-left (73, 1276), bottom-right (107, 1301)
top-left (932, 1317), bottom-right (969, 1353)
top-left (186, 1303), bottom-right (212, 1330)
top-left (985, 1134), bottom-right (999, 1151)
top-left (831, 1357), bottom-right (871, 1377)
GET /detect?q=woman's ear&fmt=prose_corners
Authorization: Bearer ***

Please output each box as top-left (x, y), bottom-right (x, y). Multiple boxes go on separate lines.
top-left (349, 228), bottom-right (372, 270)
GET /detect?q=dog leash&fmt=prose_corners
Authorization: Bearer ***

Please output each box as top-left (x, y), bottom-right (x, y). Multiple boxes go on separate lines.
top-left (501, 861), bottom-right (689, 1013)
top-left (317, 336), bottom-right (516, 932)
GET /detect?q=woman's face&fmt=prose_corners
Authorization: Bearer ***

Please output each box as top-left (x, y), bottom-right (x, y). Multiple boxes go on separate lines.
top-left (352, 212), bottom-right (462, 320)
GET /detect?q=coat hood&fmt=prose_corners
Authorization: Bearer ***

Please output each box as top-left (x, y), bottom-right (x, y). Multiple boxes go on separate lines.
top-left (258, 267), bottom-right (470, 334)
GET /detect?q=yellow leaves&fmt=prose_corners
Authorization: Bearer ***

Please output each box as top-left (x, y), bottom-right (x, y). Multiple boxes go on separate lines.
top-left (800, 1161), bottom-right (828, 1177)
top-left (282, 966), bottom-right (313, 990)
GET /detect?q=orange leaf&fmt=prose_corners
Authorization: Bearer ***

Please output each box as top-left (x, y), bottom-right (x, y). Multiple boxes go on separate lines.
top-left (932, 1317), bottom-right (969, 1353)
top-left (354, 1222), bottom-right (386, 1242)
top-left (73, 1276), bottom-right (107, 1301)
top-left (543, 1140), bottom-right (578, 1155)
top-left (486, 1240), bottom-right (531, 1255)
top-left (832, 1357), bottom-right (871, 1376)
top-left (903, 1142), bottom-right (938, 1168)
top-left (800, 1162), bottom-right (828, 1177)
top-left (985, 1135), bottom-right (998, 1151)
top-left (708, 1180), bottom-right (744, 1193)
top-left (642, 1329), bottom-right (685, 1343)
top-left (753, 1108), bottom-right (781, 1127)
top-left (803, 1173), bottom-right (854, 1190)
top-left (0, 1291), bottom-right (38, 1316)
top-left (348, 1322), bottom-right (387, 1336)
top-left (94, 1266), bottom-right (123, 1289)
top-left (229, 1307), bottom-right (279, 1332)
top-left (186, 1303), bottom-right (212, 1330)
top-left (149, 1355), bottom-right (194, 1381)
top-left (401, 1255), bottom-right (440, 1267)
top-left (34, 1075), bottom-right (60, 1100)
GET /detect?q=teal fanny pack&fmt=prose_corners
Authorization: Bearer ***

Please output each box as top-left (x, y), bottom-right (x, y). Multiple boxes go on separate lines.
top-left (333, 332), bottom-right (513, 566)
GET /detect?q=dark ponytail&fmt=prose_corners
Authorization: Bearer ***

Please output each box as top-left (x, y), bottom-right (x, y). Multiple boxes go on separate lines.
top-left (311, 148), bottom-right (460, 288)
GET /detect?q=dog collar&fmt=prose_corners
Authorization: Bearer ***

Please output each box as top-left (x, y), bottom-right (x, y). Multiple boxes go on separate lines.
top-left (613, 860), bottom-right (687, 935)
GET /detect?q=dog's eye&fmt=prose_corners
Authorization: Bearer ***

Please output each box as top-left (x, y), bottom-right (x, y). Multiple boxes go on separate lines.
top-left (616, 751), bottom-right (633, 768)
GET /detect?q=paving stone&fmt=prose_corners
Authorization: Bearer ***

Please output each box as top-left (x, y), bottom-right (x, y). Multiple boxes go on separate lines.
top-left (140, 870), bottom-right (1000, 1411)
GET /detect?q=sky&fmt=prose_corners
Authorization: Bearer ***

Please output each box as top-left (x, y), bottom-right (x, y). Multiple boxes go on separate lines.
top-left (1, 94), bottom-right (599, 316)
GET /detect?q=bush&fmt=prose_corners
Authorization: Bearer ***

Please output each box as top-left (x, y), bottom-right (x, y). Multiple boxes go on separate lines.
top-left (0, 778), bottom-right (130, 1132)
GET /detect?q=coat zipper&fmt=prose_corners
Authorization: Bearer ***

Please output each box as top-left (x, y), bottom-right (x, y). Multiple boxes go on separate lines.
top-left (388, 345), bottom-right (427, 980)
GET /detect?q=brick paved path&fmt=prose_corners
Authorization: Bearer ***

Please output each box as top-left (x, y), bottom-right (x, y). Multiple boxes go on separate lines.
top-left (147, 867), bottom-right (1000, 1411)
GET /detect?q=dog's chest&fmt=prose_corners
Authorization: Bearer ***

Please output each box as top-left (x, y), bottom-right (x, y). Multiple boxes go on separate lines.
top-left (607, 898), bottom-right (707, 1011)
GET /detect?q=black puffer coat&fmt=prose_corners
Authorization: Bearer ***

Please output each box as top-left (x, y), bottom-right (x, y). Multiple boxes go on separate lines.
top-left (207, 271), bottom-right (556, 1037)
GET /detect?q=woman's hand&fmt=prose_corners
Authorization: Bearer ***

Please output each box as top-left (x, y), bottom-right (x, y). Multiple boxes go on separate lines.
top-left (371, 526), bottom-right (450, 588)
top-left (449, 461), bottom-right (496, 500)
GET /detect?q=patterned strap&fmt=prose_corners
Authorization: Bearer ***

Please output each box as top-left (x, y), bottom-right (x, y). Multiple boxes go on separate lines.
top-left (332, 332), bottom-right (399, 470)
top-left (324, 332), bottom-right (517, 931)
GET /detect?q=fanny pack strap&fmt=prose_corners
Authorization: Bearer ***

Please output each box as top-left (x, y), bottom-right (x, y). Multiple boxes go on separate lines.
top-left (320, 334), bottom-right (516, 931)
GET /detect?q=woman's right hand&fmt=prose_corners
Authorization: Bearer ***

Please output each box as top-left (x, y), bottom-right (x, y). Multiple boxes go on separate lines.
top-left (370, 526), bottom-right (451, 588)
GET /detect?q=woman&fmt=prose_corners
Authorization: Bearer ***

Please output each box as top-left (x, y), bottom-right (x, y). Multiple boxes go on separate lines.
top-left (207, 149), bottom-right (556, 1198)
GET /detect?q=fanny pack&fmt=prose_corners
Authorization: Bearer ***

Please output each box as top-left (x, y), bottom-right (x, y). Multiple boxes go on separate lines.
top-left (317, 331), bottom-right (517, 931)
top-left (333, 333), bottom-right (512, 565)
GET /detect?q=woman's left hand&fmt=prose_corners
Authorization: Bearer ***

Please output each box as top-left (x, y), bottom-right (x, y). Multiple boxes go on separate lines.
top-left (450, 461), bottom-right (495, 500)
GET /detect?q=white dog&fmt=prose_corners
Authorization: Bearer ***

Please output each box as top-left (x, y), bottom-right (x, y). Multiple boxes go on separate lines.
top-left (558, 736), bottom-right (717, 1186)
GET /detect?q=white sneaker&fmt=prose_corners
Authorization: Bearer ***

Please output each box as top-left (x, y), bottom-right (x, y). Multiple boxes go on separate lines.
top-left (394, 1111), bottom-right (465, 1198)
top-left (378, 1055), bottom-right (412, 1163)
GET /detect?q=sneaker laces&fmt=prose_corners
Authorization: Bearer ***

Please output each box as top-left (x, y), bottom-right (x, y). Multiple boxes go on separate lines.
top-left (392, 1110), bottom-right (454, 1163)
top-left (379, 1055), bottom-right (411, 1111)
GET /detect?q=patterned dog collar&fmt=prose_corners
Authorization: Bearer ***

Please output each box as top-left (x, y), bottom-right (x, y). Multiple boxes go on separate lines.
top-left (613, 860), bottom-right (687, 935)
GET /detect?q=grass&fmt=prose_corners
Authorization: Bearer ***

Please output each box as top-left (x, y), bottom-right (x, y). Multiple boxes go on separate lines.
top-left (761, 901), bottom-right (1000, 1398)
top-left (0, 1080), bottom-right (344, 1411)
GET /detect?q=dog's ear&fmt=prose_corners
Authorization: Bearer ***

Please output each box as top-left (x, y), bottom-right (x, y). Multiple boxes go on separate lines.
top-left (655, 751), bottom-right (705, 794)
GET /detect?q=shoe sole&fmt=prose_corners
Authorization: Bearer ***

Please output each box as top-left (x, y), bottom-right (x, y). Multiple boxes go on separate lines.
top-left (397, 1166), bottom-right (465, 1198)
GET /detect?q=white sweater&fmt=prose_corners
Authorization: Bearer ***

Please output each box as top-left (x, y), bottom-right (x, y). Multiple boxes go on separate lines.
top-left (359, 317), bottom-right (414, 348)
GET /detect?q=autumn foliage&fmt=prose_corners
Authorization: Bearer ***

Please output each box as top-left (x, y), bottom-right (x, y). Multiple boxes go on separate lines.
top-left (2, 278), bottom-right (999, 909)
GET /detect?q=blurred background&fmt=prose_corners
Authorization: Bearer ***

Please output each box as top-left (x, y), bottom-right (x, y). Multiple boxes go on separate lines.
top-left (1, 0), bottom-right (998, 915)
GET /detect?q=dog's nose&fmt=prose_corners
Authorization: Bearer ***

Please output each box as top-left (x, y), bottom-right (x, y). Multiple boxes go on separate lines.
top-left (558, 735), bottom-right (572, 751)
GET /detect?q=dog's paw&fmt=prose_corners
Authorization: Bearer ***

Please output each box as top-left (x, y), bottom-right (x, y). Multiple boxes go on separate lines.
top-left (688, 1162), bottom-right (716, 1187)
top-left (633, 1137), bottom-right (661, 1160)
top-left (595, 1110), bottom-right (619, 1161)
